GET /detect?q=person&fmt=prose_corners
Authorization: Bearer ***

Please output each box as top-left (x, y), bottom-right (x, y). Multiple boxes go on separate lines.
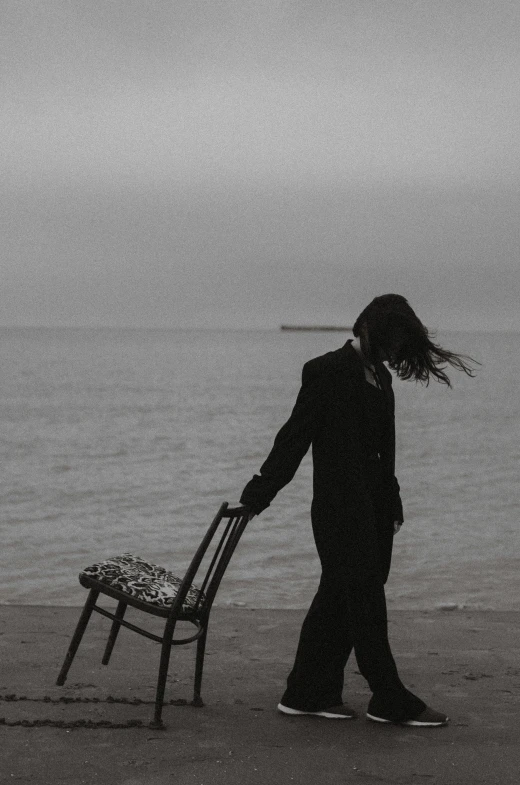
top-left (239, 294), bottom-right (477, 727)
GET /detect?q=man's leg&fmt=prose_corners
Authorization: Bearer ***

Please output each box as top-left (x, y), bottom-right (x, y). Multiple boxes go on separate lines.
top-left (280, 573), bottom-right (354, 712)
top-left (279, 522), bottom-right (425, 720)
top-left (345, 576), bottom-right (426, 721)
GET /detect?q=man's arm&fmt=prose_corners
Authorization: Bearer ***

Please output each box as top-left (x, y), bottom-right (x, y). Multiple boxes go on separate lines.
top-left (240, 366), bottom-right (326, 516)
top-left (391, 475), bottom-right (404, 526)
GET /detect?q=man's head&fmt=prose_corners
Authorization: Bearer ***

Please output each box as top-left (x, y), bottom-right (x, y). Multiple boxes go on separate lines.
top-left (353, 294), bottom-right (477, 386)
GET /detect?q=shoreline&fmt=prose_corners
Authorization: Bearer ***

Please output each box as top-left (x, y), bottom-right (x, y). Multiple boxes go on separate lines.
top-left (0, 600), bottom-right (514, 611)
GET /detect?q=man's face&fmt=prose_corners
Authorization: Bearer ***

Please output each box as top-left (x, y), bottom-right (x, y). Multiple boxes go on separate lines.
top-left (379, 348), bottom-right (398, 367)
top-left (379, 336), bottom-right (410, 368)
top-left (364, 323), bottom-right (413, 367)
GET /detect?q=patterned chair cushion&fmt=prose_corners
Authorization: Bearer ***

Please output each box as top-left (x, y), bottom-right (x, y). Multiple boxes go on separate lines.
top-left (80, 553), bottom-right (205, 613)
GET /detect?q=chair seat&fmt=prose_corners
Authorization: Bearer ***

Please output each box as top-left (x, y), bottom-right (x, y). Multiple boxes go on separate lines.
top-left (80, 553), bottom-right (205, 613)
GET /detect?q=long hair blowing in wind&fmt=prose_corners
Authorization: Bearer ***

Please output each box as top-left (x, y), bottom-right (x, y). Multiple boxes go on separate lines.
top-left (353, 294), bottom-right (479, 387)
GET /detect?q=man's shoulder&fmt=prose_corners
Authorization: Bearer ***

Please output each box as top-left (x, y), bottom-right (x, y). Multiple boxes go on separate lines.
top-left (302, 341), bottom-right (359, 384)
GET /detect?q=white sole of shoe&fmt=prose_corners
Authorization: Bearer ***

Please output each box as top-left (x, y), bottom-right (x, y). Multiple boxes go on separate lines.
top-left (366, 712), bottom-right (448, 727)
top-left (278, 703), bottom-right (355, 719)
top-left (402, 717), bottom-right (449, 727)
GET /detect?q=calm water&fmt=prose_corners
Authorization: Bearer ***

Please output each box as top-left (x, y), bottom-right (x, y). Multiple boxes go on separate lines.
top-left (0, 327), bottom-right (518, 609)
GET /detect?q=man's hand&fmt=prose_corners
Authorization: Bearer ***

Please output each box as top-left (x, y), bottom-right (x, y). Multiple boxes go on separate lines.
top-left (393, 521), bottom-right (402, 535)
top-left (238, 505), bottom-right (256, 522)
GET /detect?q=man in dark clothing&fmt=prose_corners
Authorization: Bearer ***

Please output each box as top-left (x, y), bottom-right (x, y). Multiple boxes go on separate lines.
top-left (239, 294), bottom-right (476, 726)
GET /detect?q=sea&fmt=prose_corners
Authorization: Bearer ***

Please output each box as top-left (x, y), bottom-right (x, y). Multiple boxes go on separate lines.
top-left (0, 326), bottom-right (518, 610)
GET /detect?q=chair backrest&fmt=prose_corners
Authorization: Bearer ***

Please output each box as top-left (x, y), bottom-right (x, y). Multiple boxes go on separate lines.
top-left (169, 502), bottom-right (250, 619)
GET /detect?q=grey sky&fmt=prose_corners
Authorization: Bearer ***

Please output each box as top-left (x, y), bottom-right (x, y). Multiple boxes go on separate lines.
top-left (2, 1), bottom-right (519, 330)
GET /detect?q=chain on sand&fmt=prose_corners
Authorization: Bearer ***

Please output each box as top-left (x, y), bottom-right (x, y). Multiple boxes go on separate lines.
top-left (0, 693), bottom-right (191, 729)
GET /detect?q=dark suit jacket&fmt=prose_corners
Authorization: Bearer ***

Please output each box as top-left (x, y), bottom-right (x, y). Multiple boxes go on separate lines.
top-left (240, 340), bottom-right (404, 534)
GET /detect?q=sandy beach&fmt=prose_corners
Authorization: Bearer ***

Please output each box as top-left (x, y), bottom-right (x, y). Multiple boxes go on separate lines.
top-left (1, 605), bottom-right (519, 784)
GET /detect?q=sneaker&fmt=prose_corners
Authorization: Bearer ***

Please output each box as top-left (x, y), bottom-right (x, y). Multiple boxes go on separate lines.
top-left (277, 702), bottom-right (357, 719)
top-left (367, 706), bottom-right (449, 727)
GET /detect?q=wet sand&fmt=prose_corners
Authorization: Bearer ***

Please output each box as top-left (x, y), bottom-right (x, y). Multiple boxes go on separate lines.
top-left (1, 605), bottom-right (519, 784)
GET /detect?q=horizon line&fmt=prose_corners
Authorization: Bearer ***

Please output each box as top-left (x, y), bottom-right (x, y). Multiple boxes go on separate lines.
top-left (0, 323), bottom-right (518, 335)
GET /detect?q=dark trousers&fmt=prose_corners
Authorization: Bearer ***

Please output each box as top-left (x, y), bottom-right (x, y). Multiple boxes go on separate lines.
top-left (280, 460), bottom-right (425, 721)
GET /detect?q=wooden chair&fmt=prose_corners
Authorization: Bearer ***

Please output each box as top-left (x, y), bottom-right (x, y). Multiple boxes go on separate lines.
top-left (56, 503), bottom-right (250, 728)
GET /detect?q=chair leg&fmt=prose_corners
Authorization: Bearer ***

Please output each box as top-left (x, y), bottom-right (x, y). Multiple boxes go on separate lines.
top-left (101, 600), bottom-right (127, 665)
top-left (56, 589), bottom-right (99, 686)
top-left (149, 618), bottom-right (177, 729)
top-left (192, 626), bottom-right (208, 707)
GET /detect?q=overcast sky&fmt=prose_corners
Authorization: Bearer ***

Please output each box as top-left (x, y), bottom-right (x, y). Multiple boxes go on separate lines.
top-left (2, 0), bottom-right (519, 330)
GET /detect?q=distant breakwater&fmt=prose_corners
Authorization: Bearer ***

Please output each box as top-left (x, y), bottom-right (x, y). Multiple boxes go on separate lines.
top-left (280, 325), bottom-right (352, 331)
